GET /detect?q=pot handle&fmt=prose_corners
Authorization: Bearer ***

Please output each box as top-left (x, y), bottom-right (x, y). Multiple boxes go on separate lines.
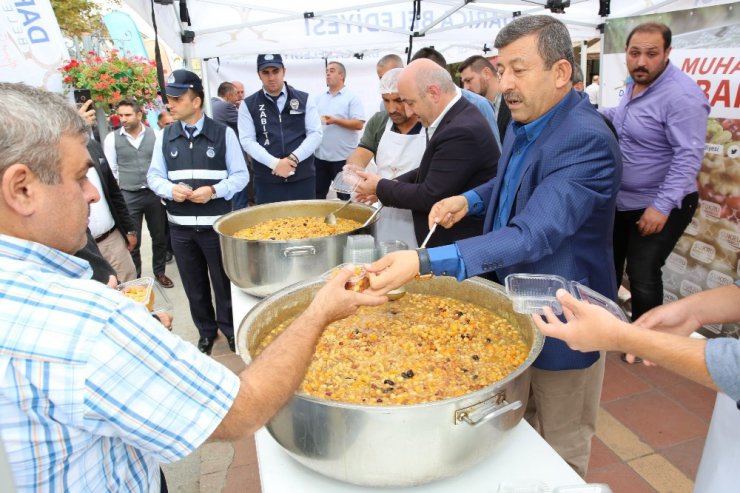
top-left (283, 246), bottom-right (317, 257)
top-left (455, 392), bottom-right (522, 426)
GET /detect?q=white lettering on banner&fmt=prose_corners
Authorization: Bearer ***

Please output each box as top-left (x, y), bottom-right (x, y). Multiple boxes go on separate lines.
top-left (303, 9), bottom-right (510, 37)
top-left (690, 240), bottom-right (716, 264)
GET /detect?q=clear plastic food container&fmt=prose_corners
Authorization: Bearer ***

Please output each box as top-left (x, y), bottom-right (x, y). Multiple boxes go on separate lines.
top-left (504, 274), bottom-right (628, 322)
top-left (331, 168), bottom-right (362, 195)
top-left (117, 277), bottom-right (155, 312)
top-left (322, 263), bottom-right (370, 292)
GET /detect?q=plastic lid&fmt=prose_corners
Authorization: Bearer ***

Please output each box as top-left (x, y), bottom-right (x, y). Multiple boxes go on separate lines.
top-left (570, 282), bottom-right (629, 322)
top-left (331, 169), bottom-right (361, 194)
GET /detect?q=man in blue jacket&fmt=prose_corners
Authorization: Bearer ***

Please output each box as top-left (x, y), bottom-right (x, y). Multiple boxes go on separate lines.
top-left (367, 15), bottom-right (622, 477)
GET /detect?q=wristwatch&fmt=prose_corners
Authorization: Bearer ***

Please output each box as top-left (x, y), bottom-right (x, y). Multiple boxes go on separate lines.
top-left (287, 153), bottom-right (299, 165)
top-left (209, 185), bottom-right (217, 200)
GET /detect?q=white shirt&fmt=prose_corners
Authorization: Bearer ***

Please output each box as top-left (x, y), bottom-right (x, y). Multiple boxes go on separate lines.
top-left (584, 82), bottom-right (600, 105)
top-left (427, 88), bottom-right (462, 141)
top-left (86, 167), bottom-right (116, 238)
top-left (103, 125), bottom-right (151, 181)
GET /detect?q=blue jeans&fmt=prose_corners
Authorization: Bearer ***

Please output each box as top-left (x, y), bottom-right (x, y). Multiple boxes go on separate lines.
top-left (613, 192), bottom-right (698, 320)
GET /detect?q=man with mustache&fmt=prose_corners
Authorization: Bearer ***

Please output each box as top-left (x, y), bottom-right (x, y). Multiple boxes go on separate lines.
top-left (364, 15), bottom-right (622, 476)
top-left (600, 23), bottom-right (709, 358)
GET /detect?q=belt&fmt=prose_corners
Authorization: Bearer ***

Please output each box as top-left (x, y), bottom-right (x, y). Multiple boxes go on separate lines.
top-left (95, 226), bottom-right (117, 243)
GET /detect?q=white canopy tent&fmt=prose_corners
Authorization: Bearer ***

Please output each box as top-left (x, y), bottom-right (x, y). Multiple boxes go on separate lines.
top-left (121, 0), bottom-right (734, 117)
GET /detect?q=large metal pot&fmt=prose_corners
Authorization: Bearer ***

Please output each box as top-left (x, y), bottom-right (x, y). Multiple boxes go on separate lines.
top-left (238, 276), bottom-right (544, 487)
top-left (214, 200), bottom-right (379, 297)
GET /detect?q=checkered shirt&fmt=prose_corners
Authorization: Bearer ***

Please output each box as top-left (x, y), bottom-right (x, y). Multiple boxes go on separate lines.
top-left (0, 235), bottom-right (239, 492)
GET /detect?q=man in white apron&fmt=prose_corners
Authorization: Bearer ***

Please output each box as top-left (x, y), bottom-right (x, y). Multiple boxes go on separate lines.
top-left (345, 68), bottom-right (425, 248)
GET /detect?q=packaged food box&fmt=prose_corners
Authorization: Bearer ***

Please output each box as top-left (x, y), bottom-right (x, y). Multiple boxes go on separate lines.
top-left (117, 277), bottom-right (155, 311)
top-left (504, 273), bottom-right (628, 322)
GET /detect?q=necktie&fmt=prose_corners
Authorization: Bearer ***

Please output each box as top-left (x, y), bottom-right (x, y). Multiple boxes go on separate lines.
top-left (185, 125), bottom-right (196, 148)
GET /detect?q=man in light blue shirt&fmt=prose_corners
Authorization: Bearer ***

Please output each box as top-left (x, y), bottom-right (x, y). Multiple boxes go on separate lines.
top-left (315, 61), bottom-right (365, 199)
top-left (411, 47), bottom-right (502, 151)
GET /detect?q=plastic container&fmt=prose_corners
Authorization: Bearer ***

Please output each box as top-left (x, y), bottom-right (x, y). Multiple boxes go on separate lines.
top-left (504, 274), bottom-right (629, 322)
top-left (344, 234), bottom-right (378, 264)
top-left (322, 263), bottom-right (370, 292)
top-left (117, 277), bottom-right (155, 312)
top-left (331, 168), bottom-right (361, 195)
top-left (377, 239), bottom-right (408, 256)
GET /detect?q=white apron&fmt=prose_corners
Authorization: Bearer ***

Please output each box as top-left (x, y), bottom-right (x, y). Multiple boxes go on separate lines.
top-left (693, 393), bottom-right (740, 493)
top-left (371, 119), bottom-right (427, 248)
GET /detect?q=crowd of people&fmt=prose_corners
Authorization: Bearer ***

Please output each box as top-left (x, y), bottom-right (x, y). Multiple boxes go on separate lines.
top-left (0, 13), bottom-right (736, 493)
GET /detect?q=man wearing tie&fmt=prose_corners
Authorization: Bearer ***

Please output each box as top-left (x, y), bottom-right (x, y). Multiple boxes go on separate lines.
top-left (148, 70), bottom-right (249, 356)
top-left (366, 16), bottom-right (622, 477)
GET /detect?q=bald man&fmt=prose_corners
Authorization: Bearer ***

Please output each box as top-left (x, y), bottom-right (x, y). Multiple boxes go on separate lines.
top-left (355, 59), bottom-right (499, 247)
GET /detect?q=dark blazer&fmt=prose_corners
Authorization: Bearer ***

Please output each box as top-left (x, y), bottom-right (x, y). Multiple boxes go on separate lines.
top-left (75, 228), bottom-right (116, 283)
top-left (497, 97), bottom-right (512, 142)
top-left (456, 90), bottom-right (622, 370)
top-left (376, 97), bottom-right (499, 247)
top-left (87, 140), bottom-right (137, 240)
top-left (211, 97), bottom-right (239, 135)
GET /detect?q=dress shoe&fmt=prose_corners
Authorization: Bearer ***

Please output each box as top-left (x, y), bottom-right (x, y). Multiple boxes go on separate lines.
top-left (166, 252), bottom-right (174, 264)
top-left (197, 337), bottom-right (215, 355)
top-left (155, 273), bottom-right (174, 288)
top-left (228, 336), bottom-right (236, 353)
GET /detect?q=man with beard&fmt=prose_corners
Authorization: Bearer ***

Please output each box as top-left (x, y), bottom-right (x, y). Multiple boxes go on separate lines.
top-left (104, 98), bottom-right (173, 288)
top-left (458, 55), bottom-right (512, 142)
top-left (345, 68), bottom-right (426, 247)
top-left (364, 16), bottom-right (621, 477)
top-left (601, 23), bottom-right (709, 354)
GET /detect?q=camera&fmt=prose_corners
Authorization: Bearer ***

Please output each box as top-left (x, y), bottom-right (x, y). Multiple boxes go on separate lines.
top-left (73, 88), bottom-right (92, 106)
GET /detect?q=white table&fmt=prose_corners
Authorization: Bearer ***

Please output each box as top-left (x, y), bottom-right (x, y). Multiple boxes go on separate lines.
top-left (232, 285), bottom-right (585, 492)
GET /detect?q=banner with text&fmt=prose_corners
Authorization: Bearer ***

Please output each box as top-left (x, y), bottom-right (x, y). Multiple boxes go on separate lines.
top-left (603, 2), bottom-right (740, 338)
top-left (0, 0), bottom-right (67, 92)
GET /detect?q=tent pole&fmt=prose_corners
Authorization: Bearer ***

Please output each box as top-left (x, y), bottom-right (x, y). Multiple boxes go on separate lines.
top-left (202, 58), bottom-right (213, 117)
top-left (580, 40), bottom-right (587, 84)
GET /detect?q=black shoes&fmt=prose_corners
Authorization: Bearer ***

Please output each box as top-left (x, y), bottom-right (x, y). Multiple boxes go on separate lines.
top-left (228, 336), bottom-right (236, 353)
top-left (197, 337), bottom-right (215, 355)
top-left (166, 251), bottom-right (174, 263)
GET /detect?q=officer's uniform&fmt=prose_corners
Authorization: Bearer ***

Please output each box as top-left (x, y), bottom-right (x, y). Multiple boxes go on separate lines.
top-left (148, 70), bottom-right (248, 353)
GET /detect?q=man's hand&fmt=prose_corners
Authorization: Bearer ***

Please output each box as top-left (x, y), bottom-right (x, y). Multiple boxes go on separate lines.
top-left (188, 185), bottom-right (215, 204)
top-left (636, 206), bottom-right (668, 236)
top-left (303, 268), bottom-right (387, 326)
top-left (354, 193), bottom-right (379, 205)
top-left (78, 99), bottom-right (95, 126)
top-left (354, 169), bottom-right (381, 196)
top-left (430, 195), bottom-right (468, 230)
top-left (272, 158), bottom-right (296, 178)
top-left (634, 301), bottom-right (701, 338)
top-left (154, 311), bottom-right (174, 330)
top-left (532, 289), bottom-right (625, 353)
top-left (365, 250), bottom-right (419, 294)
top-left (172, 184), bottom-right (194, 203)
top-left (126, 233), bottom-right (137, 251)
top-left (106, 275), bottom-right (118, 288)
top-left (322, 115), bottom-right (337, 125)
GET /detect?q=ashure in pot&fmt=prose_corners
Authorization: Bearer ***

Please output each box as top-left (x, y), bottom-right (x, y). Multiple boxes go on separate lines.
top-left (214, 200), bottom-right (379, 297)
top-left (238, 276), bottom-right (544, 487)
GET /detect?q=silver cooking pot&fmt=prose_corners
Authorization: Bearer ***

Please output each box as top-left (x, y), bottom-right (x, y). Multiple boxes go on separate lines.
top-left (238, 276), bottom-right (544, 487)
top-left (214, 200), bottom-right (379, 297)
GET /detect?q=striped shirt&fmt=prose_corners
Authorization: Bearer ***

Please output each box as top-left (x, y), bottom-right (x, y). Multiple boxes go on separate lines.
top-left (0, 235), bottom-right (239, 492)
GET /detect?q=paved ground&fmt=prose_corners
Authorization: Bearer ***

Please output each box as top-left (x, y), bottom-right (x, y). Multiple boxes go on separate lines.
top-left (138, 229), bottom-right (259, 492)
